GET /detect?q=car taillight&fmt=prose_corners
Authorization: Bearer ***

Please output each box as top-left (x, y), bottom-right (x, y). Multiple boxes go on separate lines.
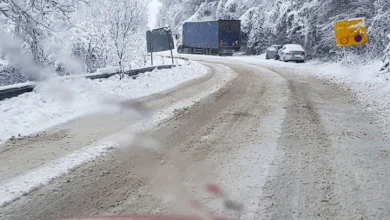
top-left (302, 52), bottom-right (305, 56)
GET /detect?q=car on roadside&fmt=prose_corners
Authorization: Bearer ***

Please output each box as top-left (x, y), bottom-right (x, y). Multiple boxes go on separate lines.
top-left (265, 45), bottom-right (283, 60)
top-left (278, 44), bottom-right (306, 63)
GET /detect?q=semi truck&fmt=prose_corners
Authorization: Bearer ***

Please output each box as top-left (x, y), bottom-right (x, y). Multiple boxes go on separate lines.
top-left (177, 20), bottom-right (241, 56)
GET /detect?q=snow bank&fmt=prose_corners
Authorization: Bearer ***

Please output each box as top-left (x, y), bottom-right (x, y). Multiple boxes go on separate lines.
top-left (0, 62), bottom-right (207, 143)
top-left (252, 57), bottom-right (390, 134)
top-left (291, 61), bottom-right (390, 134)
top-left (96, 66), bottom-right (120, 74)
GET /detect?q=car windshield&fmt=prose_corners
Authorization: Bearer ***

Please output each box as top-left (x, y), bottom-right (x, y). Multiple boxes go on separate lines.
top-left (4, 1), bottom-right (390, 219)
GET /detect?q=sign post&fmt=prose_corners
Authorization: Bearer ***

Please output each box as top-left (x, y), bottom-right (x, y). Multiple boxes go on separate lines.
top-left (167, 29), bottom-right (174, 64)
top-left (148, 33), bottom-right (154, 66)
top-left (151, 50), bottom-right (153, 66)
top-left (170, 49), bottom-right (174, 64)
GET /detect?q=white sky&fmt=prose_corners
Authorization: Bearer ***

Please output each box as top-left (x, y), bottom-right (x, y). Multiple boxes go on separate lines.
top-left (148, 0), bottom-right (162, 29)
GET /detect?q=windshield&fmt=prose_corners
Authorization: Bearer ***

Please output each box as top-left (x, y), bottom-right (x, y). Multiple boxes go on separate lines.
top-left (2, 1), bottom-right (389, 220)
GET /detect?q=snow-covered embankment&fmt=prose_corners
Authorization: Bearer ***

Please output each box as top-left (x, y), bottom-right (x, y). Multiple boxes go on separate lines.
top-left (0, 62), bottom-right (207, 143)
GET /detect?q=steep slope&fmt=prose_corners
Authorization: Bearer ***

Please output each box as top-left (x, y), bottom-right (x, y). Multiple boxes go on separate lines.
top-left (159, 0), bottom-right (390, 62)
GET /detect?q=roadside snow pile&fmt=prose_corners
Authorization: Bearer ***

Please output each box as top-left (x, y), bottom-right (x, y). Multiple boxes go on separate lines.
top-left (0, 62), bottom-right (207, 143)
top-left (95, 66), bottom-right (121, 74)
top-left (263, 59), bottom-right (390, 134)
top-left (301, 61), bottom-right (390, 134)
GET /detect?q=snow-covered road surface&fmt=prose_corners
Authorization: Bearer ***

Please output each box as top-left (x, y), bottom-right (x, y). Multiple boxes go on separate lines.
top-left (1, 56), bottom-right (390, 220)
top-left (0, 63), bottom-right (233, 206)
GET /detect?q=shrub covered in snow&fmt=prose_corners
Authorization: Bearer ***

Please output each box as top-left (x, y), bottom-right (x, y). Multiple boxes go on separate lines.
top-left (0, 59), bottom-right (29, 86)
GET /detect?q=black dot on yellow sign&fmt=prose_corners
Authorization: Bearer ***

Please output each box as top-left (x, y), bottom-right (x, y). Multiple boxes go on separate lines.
top-left (354, 34), bottom-right (363, 43)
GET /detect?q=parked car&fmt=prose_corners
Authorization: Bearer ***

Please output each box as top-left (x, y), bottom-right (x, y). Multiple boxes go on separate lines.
top-left (265, 45), bottom-right (283, 60)
top-left (278, 44), bottom-right (306, 63)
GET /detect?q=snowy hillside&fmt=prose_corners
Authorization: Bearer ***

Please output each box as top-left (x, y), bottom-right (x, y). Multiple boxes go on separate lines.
top-left (159, 0), bottom-right (390, 64)
top-left (0, 0), bottom-right (151, 86)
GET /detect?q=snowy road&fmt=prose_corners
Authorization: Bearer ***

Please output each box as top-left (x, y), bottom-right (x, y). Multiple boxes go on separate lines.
top-left (1, 56), bottom-right (390, 220)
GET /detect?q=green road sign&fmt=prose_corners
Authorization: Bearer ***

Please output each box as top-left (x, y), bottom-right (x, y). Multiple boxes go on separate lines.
top-left (146, 27), bottom-right (175, 53)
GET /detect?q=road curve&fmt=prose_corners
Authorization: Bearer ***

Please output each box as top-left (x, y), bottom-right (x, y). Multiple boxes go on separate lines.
top-left (1, 57), bottom-right (390, 220)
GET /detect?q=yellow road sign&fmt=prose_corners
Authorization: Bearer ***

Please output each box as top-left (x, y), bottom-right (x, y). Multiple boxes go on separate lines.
top-left (335, 18), bottom-right (368, 47)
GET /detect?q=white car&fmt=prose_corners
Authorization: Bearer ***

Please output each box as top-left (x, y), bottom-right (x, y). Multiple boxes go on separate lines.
top-left (278, 44), bottom-right (306, 63)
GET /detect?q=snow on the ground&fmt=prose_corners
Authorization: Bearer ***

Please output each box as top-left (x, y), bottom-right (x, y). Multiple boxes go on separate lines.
top-left (147, 54), bottom-right (390, 136)
top-left (288, 60), bottom-right (390, 134)
top-left (244, 56), bottom-right (390, 134)
top-left (0, 62), bottom-right (207, 144)
top-left (95, 66), bottom-right (121, 74)
top-left (0, 64), bottom-right (237, 207)
top-left (0, 56), bottom-right (184, 90)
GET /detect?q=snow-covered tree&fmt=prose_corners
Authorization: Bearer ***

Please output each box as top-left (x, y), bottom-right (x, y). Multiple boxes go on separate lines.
top-left (0, 0), bottom-right (85, 65)
top-left (105, 0), bottom-right (147, 76)
top-left (158, 0), bottom-right (204, 30)
top-left (67, 0), bottom-right (147, 75)
top-left (159, 0), bottom-right (390, 65)
top-left (66, 1), bottom-right (111, 73)
top-left (373, 0), bottom-right (390, 72)
top-left (0, 0), bottom-right (149, 85)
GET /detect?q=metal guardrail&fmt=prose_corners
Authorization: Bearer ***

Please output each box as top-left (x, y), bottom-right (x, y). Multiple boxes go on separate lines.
top-left (0, 65), bottom-right (175, 101)
top-left (0, 84), bottom-right (36, 101)
top-left (157, 55), bottom-right (190, 62)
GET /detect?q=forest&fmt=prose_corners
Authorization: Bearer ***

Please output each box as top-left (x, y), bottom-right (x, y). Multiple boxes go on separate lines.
top-left (0, 0), bottom-right (148, 85)
top-left (159, 0), bottom-right (390, 65)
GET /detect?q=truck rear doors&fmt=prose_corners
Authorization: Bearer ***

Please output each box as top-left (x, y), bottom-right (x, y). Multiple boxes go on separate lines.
top-left (218, 20), bottom-right (241, 51)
